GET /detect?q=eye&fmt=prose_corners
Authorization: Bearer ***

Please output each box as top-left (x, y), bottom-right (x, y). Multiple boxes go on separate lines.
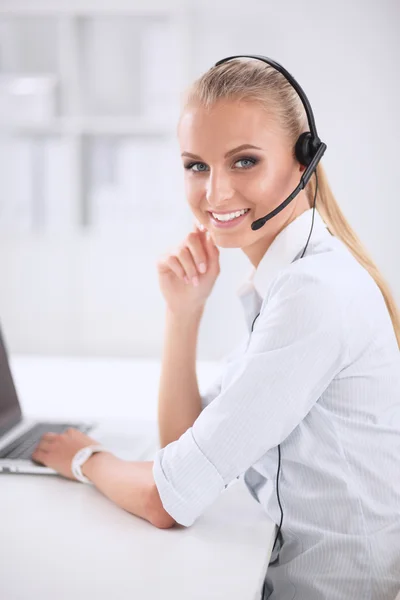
top-left (184, 162), bottom-right (209, 172)
top-left (183, 156), bottom-right (258, 173)
top-left (235, 157), bottom-right (258, 169)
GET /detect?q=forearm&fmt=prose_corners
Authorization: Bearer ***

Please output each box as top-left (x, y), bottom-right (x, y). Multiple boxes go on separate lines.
top-left (158, 307), bottom-right (204, 448)
top-left (81, 452), bottom-right (173, 528)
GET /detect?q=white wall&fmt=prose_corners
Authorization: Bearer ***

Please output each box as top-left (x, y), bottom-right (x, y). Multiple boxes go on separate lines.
top-left (0, 0), bottom-right (399, 361)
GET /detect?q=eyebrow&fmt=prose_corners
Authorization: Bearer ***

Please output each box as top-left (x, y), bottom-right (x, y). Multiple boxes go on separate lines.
top-left (181, 144), bottom-right (263, 160)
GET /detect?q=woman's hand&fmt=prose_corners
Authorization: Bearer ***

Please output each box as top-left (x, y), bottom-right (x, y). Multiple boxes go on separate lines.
top-left (157, 222), bottom-right (220, 315)
top-left (31, 428), bottom-right (102, 481)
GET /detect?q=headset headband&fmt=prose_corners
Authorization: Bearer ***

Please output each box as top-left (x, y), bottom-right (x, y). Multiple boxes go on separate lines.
top-left (214, 54), bottom-right (324, 155)
top-left (213, 54), bottom-right (327, 229)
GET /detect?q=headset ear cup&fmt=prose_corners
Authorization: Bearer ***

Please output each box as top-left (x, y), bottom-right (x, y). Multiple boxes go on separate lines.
top-left (295, 131), bottom-right (313, 166)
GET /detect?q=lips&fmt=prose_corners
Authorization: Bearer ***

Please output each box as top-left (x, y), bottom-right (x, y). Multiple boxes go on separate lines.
top-left (208, 209), bottom-right (250, 215)
top-left (208, 209), bottom-right (251, 229)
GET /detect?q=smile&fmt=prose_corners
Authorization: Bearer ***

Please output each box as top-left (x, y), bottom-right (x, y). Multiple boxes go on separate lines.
top-left (208, 209), bottom-right (251, 229)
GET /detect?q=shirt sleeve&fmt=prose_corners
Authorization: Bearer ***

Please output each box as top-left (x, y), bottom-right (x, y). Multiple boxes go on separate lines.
top-left (200, 373), bottom-right (223, 411)
top-left (199, 336), bottom-right (248, 410)
top-left (153, 269), bottom-right (349, 527)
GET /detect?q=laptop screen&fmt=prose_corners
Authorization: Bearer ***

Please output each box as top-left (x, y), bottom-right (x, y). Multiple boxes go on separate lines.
top-left (0, 326), bottom-right (22, 437)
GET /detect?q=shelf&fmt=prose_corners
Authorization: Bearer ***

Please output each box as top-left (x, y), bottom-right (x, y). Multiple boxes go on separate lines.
top-left (0, 4), bottom-right (188, 235)
top-left (0, 1), bottom-right (186, 17)
top-left (1, 116), bottom-right (177, 136)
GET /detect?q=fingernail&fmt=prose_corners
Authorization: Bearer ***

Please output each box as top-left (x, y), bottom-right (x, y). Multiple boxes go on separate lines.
top-left (192, 276), bottom-right (199, 287)
top-left (198, 262), bottom-right (206, 273)
top-left (184, 276), bottom-right (189, 284)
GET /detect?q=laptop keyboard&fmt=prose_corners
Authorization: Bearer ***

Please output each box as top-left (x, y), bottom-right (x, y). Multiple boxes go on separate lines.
top-left (0, 422), bottom-right (93, 460)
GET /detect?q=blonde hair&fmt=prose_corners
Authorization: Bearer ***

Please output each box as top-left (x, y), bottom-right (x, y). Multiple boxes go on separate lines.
top-left (181, 58), bottom-right (400, 348)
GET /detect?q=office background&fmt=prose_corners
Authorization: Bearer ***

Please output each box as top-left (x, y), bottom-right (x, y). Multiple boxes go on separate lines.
top-left (0, 0), bottom-right (398, 361)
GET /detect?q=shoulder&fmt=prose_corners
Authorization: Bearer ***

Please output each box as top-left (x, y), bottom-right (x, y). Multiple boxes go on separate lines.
top-left (261, 236), bottom-right (385, 359)
top-left (265, 246), bottom-right (345, 318)
top-left (267, 235), bottom-right (376, 309)
top-left (250, 248), bottom-right (350, 369)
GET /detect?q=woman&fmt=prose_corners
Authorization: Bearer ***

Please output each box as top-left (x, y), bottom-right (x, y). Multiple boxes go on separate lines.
top-left (33, 57), bottom-right (400, 599)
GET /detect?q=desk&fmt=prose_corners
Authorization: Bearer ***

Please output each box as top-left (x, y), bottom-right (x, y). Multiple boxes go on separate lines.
top-left (1, 356), bottom-right (275, 600)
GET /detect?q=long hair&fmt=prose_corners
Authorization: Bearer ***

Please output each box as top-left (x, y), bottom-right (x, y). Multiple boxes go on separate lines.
top-left (180, 58), bottom-right (400, 348)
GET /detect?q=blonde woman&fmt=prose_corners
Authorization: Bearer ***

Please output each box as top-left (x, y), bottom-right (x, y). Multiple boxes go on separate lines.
top-left (33, 56), bottom-right (400, 599)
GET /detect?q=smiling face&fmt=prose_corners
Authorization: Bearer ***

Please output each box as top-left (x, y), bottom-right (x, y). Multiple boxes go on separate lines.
top-left (178, 99), bottom-right (309, 266)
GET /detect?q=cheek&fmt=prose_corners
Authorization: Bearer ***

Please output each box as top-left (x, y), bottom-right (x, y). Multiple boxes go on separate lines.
top-left (238, 169), bottom-right (270, 199)
top-left (184, 176), bottom-right (203, 207)
top-left (244, 164), bottom-right (287, 202)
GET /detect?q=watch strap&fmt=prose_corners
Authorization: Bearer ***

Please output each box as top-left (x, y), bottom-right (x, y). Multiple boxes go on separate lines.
top-left (71, 444), bottom-right (108, 484)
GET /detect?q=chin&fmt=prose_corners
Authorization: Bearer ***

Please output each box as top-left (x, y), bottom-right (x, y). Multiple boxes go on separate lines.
top-left (211, 232), bottom-right (249, 249)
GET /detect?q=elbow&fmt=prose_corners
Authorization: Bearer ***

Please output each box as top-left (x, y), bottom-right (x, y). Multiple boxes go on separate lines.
top-left (147, 483), bottom-right (177, 529)
top-left (152, 511), bottom-right (177, 530)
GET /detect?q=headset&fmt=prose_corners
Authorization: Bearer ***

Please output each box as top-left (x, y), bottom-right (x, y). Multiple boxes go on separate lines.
top-left (213, 55), bottom-right (327, 574)
top-left (214, 54), bottom-right (327, 230)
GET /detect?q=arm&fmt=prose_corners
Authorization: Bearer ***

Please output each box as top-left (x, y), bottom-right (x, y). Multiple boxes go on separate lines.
top-left (81, 304), bottom-right (213, 527)
top-left (157, 307), bottom-right (205, 448)
top-left (82, 452), bottom-right (176, 529)
top-left (153, 271), bottom-right (349, 527)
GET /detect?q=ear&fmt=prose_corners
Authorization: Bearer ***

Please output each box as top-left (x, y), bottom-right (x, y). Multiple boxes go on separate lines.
top-left (299, 163), bottom-right (307, 173)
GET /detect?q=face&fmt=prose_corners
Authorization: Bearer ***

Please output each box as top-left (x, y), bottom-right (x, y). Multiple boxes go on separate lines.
top-left (178, 99), bottom-right (309, 266)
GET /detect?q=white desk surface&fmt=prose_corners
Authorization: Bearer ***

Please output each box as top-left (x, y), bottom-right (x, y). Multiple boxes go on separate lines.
top-left (1, 356), bottom-right (275, 600)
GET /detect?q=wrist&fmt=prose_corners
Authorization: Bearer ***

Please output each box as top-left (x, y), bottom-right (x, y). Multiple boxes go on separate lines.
top-left (166, 306), bottom-right (204, 324)
top-left (81, 450), bottom-right (113, 480)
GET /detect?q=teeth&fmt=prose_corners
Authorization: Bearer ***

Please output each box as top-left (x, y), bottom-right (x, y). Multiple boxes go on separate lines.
top-left (212, 209), bottom-right (249, 222)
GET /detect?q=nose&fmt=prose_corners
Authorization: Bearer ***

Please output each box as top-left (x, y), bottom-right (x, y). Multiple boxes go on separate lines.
top-left (205, 167), bottom-right (235, 209)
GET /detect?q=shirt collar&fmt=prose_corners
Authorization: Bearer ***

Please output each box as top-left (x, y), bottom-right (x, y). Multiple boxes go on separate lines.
top-left (237, 208), bottom-right (330, 300)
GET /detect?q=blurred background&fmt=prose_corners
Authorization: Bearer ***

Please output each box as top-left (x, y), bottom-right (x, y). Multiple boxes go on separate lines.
top-left (0, 0), bottom-right (398, 361)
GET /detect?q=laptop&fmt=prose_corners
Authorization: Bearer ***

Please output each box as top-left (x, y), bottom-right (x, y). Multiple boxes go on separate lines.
top-left (0, 326), bottom-right (158, 475)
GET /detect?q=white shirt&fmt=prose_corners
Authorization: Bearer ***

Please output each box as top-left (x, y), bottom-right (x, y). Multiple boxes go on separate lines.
top-left (153, 208), bottom-right (400, 600)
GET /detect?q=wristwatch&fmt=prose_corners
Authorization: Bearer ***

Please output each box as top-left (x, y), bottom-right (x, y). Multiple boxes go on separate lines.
top-left (71, 444), bottom-right (109, 484)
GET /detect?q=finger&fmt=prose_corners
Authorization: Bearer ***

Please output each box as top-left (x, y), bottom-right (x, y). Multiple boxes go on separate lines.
top-left (185, 232), bottom-right (208, 274)
top-left (163, 255), bottom-right (188, 282)
top-left (206, 230), bottom-right (219, 255)
top-left (177, 246), bottom-right (199, 283)
top-left (31, 448), bottom-right (48, 465)
top-left (65, 427), bottom-right (77, 435)
top-left (34, 438), bottom-right (54, 452)
top-left (193, 220), bottom-right (207, 233)
top-left (41, 432), bottom-right (58, 442)
top-left (192, 223), bottom-right (213, 263)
